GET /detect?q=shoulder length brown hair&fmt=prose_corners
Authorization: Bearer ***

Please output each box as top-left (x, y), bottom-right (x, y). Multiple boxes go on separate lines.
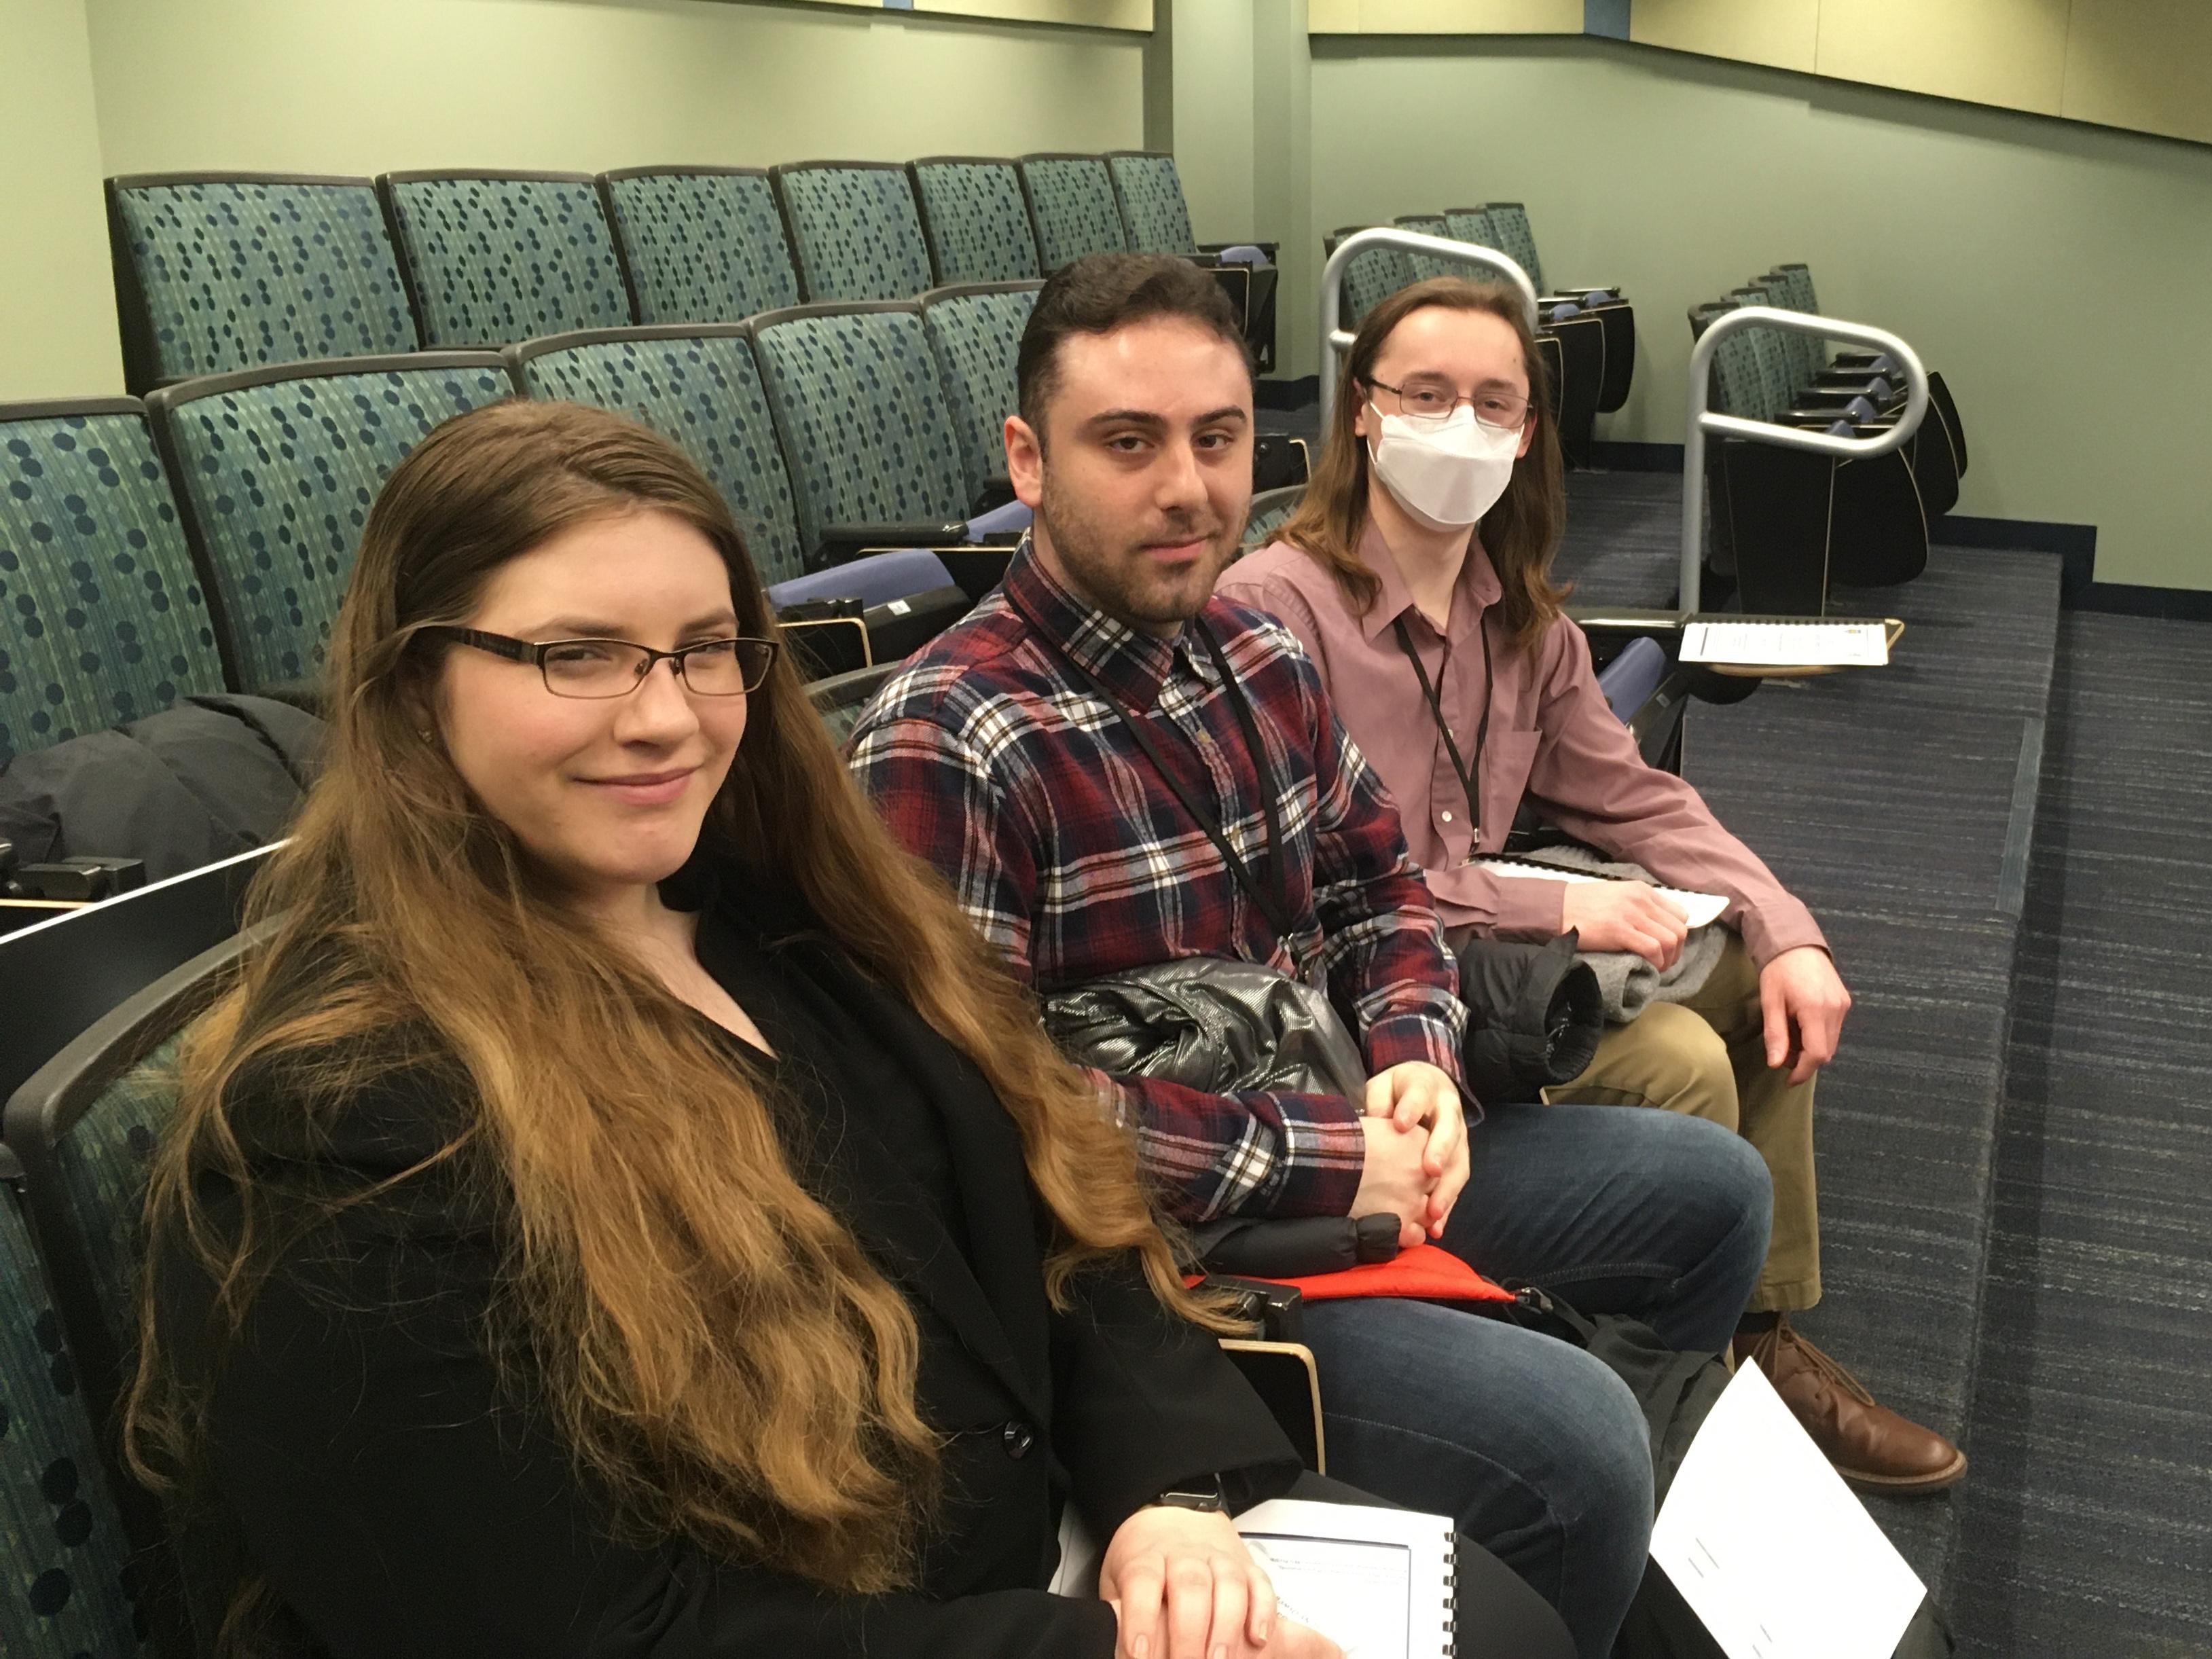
top-left (1274, 277), bottom-right (1569, 655)
top-left (128, 400), bottom-right (1213, 1619)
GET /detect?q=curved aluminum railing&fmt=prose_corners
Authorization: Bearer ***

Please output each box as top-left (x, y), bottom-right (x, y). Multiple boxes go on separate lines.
top-left (1683, 306), bottom-right (1929, 611)
top-left (1317, 227), bottom-right (1539, 428)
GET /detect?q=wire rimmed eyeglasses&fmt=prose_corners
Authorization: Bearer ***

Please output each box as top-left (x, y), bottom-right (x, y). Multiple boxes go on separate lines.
top-left (420, 627), bottom-right (780, 699)
top-left (1365, 376), bottom-right (1531, 434)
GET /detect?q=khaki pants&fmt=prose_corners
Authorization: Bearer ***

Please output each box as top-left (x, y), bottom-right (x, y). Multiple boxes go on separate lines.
top-left (1542, 934), bottom-right (1819, 1313)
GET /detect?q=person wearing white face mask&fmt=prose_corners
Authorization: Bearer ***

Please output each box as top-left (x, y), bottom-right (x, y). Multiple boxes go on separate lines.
top-left (1222, 278), bottom-right (1965, 1497)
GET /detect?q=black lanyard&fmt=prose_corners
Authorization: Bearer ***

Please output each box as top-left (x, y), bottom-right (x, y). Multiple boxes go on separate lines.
top-left (1035, 616), bottom-right (1297, 943)
top-left (1391, 612), bottom-right (1493, 842)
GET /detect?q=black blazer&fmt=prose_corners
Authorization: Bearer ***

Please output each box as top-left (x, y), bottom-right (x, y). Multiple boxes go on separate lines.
top-left (166, 888), bottom-right (1299, 1658)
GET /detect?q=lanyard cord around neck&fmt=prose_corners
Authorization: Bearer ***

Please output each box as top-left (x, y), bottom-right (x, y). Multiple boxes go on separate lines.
top-left (1028, 610), bottom-right (1298, 943)
top-left (1391, 610), bottom-right (1493, 841)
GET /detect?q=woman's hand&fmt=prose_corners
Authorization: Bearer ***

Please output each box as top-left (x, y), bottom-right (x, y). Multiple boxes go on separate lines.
top-left (1100, 1503), bottom-right (1343, 1658)
top-left (1560, 879), bottom-right (1690, 969)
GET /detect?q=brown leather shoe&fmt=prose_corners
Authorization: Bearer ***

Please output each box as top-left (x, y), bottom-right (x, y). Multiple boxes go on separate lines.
top-left (1734, 1315), bottom-right (1968, 1496)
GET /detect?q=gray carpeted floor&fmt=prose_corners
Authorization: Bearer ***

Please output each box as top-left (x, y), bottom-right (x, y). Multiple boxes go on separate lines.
top-left (1948, 613), bottom-right (2212, 1659)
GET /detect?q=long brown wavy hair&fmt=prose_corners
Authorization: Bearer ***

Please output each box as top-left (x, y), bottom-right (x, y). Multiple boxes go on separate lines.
top-left (127, 400), bottom-right (1218, 1629)
top-left (1274, 277), bottom-right (1569, 655)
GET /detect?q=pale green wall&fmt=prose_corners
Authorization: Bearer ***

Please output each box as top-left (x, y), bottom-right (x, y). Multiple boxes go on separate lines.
top-left (1163, 0), bottom-right (1256, 241)
top-left (1302, 35), bottom-right (2212, 588)
top-left (0, 0), bottom-right (1145, 397)
top-left (0, 0), bottom-right (122, 399)
top-left (86, 0), bottom-right (1145, 175)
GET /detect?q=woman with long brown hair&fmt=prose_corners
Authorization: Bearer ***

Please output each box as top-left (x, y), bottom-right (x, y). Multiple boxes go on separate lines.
top-left (1220, 277), bottom-right (1963, 1495)
top-left (126, 399), bottom-right (1379, 1658)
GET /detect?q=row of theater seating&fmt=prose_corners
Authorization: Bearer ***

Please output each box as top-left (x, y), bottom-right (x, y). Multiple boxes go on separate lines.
top-left (107, 151), bottom-right (1277, 395)
top-left (1691, 264), bottom-right (1971, 613)
top-left (1324, 204), bottom-right (1635, 468)
top-left (1, 276), bottom-right (1055, 767)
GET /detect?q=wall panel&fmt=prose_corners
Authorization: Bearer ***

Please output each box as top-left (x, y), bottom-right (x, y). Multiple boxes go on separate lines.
top-left (1311, 0), bottom-right (1582, 35)
top-left (1815, 0), bottom-right (2071, 117)
top-left (1629, 0), bottom-right (1816, 74)
top-left (2062, 0), bottom-right (2212, 148)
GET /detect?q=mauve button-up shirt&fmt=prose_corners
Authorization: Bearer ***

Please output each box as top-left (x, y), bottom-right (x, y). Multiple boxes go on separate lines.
top-left (1219, 527), bottom-right (1828, 968)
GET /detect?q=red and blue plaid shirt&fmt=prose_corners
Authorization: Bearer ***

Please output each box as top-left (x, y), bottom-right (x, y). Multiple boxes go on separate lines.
top-left (847, 541), bottom-right (1466, 1224)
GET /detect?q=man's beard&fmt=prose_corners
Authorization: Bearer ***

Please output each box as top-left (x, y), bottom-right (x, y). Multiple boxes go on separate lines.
top-left (1037, 477), bottom-right (1244, 633)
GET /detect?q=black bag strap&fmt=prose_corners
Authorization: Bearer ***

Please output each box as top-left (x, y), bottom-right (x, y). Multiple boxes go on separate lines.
top-left (1036, 616), bottom-right (1299, 941)
top-left (1391, 613), bottom-right (1493, 839)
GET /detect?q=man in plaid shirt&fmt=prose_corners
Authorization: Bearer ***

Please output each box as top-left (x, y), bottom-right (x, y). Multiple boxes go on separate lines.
top-left (848, 255), bottom-right (1772, 1659)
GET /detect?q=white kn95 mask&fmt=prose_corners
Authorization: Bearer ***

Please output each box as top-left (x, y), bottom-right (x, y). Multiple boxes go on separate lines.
top-left (1366, 403), bottom-right (1523, 532)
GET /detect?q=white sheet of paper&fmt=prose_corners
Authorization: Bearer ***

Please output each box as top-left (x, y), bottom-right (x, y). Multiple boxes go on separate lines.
top-left (1652, 1364), bottom-right (1927, 1659)
top-left (1477, 859), bottom-right (1730, 930)
top-left (1681, 620), bottom-right (1891, 668)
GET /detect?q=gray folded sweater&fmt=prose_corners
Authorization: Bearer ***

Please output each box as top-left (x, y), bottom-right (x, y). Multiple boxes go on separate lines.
top-left (1510, 844), bottom-right (1726, 1022)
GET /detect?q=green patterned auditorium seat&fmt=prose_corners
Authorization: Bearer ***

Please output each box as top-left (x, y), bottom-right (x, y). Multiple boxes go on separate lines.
top-left (1443, 206), bottom-right (1501, 255)
top-left (1104, 151), bottom-right (1198, 256)
top-left (146, 355), bottom-right (517, 691)
top-left (0, 1180), bottom-right (149, 1656)
top-left (598, 167), bottom-right (801, 325)
top-left (768, 162), bottom-right (935, 304)
top-left (105, 172), bottom-right (417, 395)
top-left (908, 158), bottom-right (1042, 287)
top-left (918, 283), bottom-right (1041, 511)
top-left (1394, 213), bottom-right (1462, 281)
top-left (749, 304), bottom-right (972, 570)
top-left (1481, 202), bottom-right (1548, 295)
top-left (507, 325), bottom-right (808, 587)
top-left (1243, 485), bottom-right (1305, 552)
top-left (0, 398), bottom-right (228, 768)
top-left (1324, 226), bottom-right (1414, 327)
top-left (379, 171), bottom-right (632, 349)
top-left (1017, 155), bottom-right (1131, 271)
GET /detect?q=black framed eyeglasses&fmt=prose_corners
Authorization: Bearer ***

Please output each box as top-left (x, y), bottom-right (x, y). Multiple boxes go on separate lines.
top-left (421, 627), bottom-right (779, 699)
top-left (1365, 375), bottom-right (1531, 434)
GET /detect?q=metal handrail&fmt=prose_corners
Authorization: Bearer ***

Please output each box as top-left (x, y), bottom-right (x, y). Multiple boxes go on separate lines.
top-left (1318, 228), bottom-right (1539, 428)
top-left (1682, 306), bottom-right (1929, 611)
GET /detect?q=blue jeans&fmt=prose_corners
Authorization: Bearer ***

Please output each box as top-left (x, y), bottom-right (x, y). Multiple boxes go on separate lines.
top-left (1298, 1103), bottom-right (1771, 1659)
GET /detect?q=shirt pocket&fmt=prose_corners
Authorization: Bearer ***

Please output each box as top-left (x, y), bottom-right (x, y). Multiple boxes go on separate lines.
top-left (1479, 728), bottom-right (1543, 854)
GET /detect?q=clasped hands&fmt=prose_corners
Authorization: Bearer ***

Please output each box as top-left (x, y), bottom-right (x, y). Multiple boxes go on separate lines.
top-left (1349, 1060), bottom-right (1469, 1247)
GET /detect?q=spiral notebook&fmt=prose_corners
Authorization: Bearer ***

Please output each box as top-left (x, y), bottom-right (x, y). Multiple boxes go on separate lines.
top-left (1233, 1499), bottom-right (1459, 1659)
top-left (1051, 1498), bottom-right (1458, 1657)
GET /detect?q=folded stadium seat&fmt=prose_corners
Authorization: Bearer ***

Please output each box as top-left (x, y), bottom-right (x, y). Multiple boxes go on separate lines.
top-left (918, 281), bottom-right (1042, 514)
top-left (908, 158), bottom-right (1043, 286)
top-left (767, 161), bottom-right (936, 304)
top-left (1730, 285), bottom-right (1958, 517)
top-left (597, 166), bottom-right (801, 325)
top-left (105, 172), bottom-right (419, 395)
top-left (0, 1151), bottom-right (159, 1656)
top-left (1766, 263), bottom-right (1970, 479)
top-left (808, 661), bottom-right (903, 746)
top-left (1479, 202), bottom-right (1636, 416)
top-left (750, 301), bottom-right (1025, 604)
top-left (1690, 301), bottom-right (1926, 613)
top-left (0, 397), bottom-right (232, 767)
top-left (1017, 154), bottom-right (1134, 271)
top-left (145, 354), bottom-right (516, 693)
top-left (378, 170), bottom-right (633, 348)
top-left (505, 323), bottom-right (810, 585)
top-left (1401, 212), bottom-right (1602, 470)
top-left (1106, 150), bottom-right (1280, 373)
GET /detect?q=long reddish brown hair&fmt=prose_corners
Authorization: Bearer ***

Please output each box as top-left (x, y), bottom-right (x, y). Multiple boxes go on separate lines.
top-left (128, 401), bottom-right (1219, 1642)
top-left (1275, 277), bottom-right (1569, 655)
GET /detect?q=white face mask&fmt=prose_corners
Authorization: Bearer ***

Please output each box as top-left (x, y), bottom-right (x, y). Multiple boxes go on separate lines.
top-left (1366, 403), bottom-right (1523, 532)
